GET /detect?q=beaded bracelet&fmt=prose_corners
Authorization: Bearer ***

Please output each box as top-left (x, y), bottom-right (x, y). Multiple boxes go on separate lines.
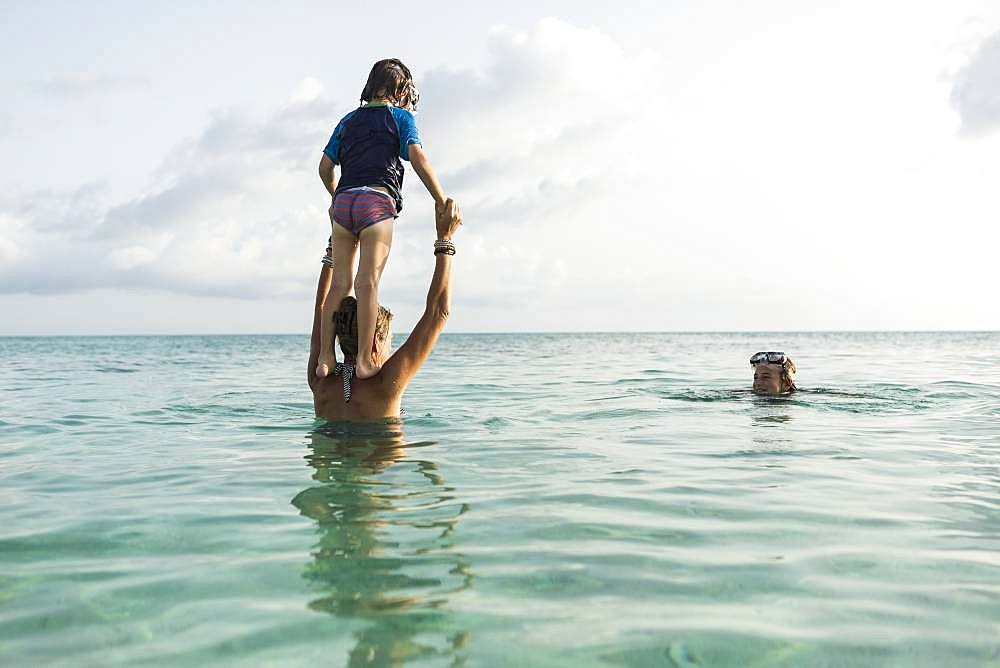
top-left (434, 240), bottom-right (456, 256)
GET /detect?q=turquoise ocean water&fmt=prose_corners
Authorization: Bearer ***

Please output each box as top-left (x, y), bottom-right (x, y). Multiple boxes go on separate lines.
top-left (1, 332), bottom-right (998, 666)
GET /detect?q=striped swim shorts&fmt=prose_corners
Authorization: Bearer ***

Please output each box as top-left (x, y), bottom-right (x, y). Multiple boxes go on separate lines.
top-left (331, 187), bottom-right (398, 235)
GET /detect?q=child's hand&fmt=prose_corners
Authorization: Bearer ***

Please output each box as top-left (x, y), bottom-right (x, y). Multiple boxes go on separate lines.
top-left (435, 198), bottom-right (463, 241)
top-left (434, 197), bottom-right (448, 218)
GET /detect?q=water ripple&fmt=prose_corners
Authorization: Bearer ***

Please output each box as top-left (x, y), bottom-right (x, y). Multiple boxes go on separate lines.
top-left (1, 333), bottom-right (998, 666)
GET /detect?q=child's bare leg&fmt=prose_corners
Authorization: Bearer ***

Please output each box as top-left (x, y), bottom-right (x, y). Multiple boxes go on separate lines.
top-left (354, 218), bottom-right (394, 379)
top-left (316, 223), bottom-right (358, 378)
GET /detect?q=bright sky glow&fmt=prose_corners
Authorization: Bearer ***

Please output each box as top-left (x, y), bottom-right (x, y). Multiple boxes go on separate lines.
top-left (2, 1), bottom-right (998, 334)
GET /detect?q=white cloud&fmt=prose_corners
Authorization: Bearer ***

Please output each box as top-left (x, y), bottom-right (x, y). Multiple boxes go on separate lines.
top-left (0, 213), bottom-right (25, 262)
top-left (951, 30), bottom-right (1000, 136)
top-left (0, 90), bottom-right (340, 298)
top-left (292, 77), bottom-right (324, 103)
top-left (26, 73), bottom-right (138, 99)
top-left (3, 12), bottom-right (998, 333)
top-left (390, 18), bottom-right (675, 310)
top-left (108, 244), bottom-right (159, 270)
top-left (0, 18), bottom-right (663, 315)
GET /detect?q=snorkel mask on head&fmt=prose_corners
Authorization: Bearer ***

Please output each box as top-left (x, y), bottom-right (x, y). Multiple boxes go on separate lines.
top-left (750, 351), bottom-right (788, 367)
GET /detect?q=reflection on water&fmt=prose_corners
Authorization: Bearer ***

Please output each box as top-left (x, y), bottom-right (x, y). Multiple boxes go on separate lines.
top-left (292, 423), bottom-right (473, 666)
top-left (749, 395), bottom-right (796, 454)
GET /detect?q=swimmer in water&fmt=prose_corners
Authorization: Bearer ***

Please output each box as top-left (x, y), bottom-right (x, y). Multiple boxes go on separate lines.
top-left (750, 352), bottom-right (797, 395)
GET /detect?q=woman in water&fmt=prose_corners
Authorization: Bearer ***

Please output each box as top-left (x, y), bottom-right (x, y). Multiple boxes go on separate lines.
top-left (750, 352), bottom-right (797, 395)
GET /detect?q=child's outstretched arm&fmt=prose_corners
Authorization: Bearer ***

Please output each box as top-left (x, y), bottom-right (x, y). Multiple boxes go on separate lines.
top-left (408, 144), bottom-right (446, 207)
top-left (318, 154), bottom-right (338, 198)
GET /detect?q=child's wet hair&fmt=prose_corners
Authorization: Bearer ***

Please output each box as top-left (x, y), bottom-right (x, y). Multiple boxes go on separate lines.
top-left (360, 58), bottom-right (419, 109)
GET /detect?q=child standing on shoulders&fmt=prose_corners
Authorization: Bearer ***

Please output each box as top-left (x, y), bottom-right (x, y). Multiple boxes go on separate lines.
top-left (316, 58), bottom-right (449, 380)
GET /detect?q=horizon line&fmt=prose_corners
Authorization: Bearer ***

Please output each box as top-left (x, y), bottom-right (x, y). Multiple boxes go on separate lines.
top-left (2, 329), bottom-right (999, 338)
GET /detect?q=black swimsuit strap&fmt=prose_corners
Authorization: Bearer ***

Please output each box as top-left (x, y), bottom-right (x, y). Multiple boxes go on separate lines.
top-left (333, 363), bottom-right (354, 403)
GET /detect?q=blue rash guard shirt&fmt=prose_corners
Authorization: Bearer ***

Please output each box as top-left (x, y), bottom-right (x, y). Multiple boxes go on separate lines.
top-left (323, 104), bottom-right (421, 213)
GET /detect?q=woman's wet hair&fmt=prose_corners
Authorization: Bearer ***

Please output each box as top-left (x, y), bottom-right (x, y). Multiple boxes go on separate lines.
top-left (781, 357), bottom-right (798, 392)
top-left (360, 58), bottom-right (419, 109)
top-left (334, 296), bottom-right (393, 363)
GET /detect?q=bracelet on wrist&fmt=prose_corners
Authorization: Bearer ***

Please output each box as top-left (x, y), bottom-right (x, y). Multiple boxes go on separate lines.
top-left (433, 243), bottom-right (456, 256)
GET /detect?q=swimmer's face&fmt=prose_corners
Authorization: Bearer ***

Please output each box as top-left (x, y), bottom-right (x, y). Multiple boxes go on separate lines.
top-left (752, 363), bottom-right (785, 395)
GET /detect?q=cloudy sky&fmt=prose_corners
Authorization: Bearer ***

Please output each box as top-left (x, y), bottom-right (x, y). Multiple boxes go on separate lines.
top-left (2, 0), bottom-right (998, 334)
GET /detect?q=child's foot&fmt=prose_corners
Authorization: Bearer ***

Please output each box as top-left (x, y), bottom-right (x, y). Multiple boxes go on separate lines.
top-left (354, 358), bottom-right (382, 380)
top-left (316, 354), bottom-right (335, 378)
